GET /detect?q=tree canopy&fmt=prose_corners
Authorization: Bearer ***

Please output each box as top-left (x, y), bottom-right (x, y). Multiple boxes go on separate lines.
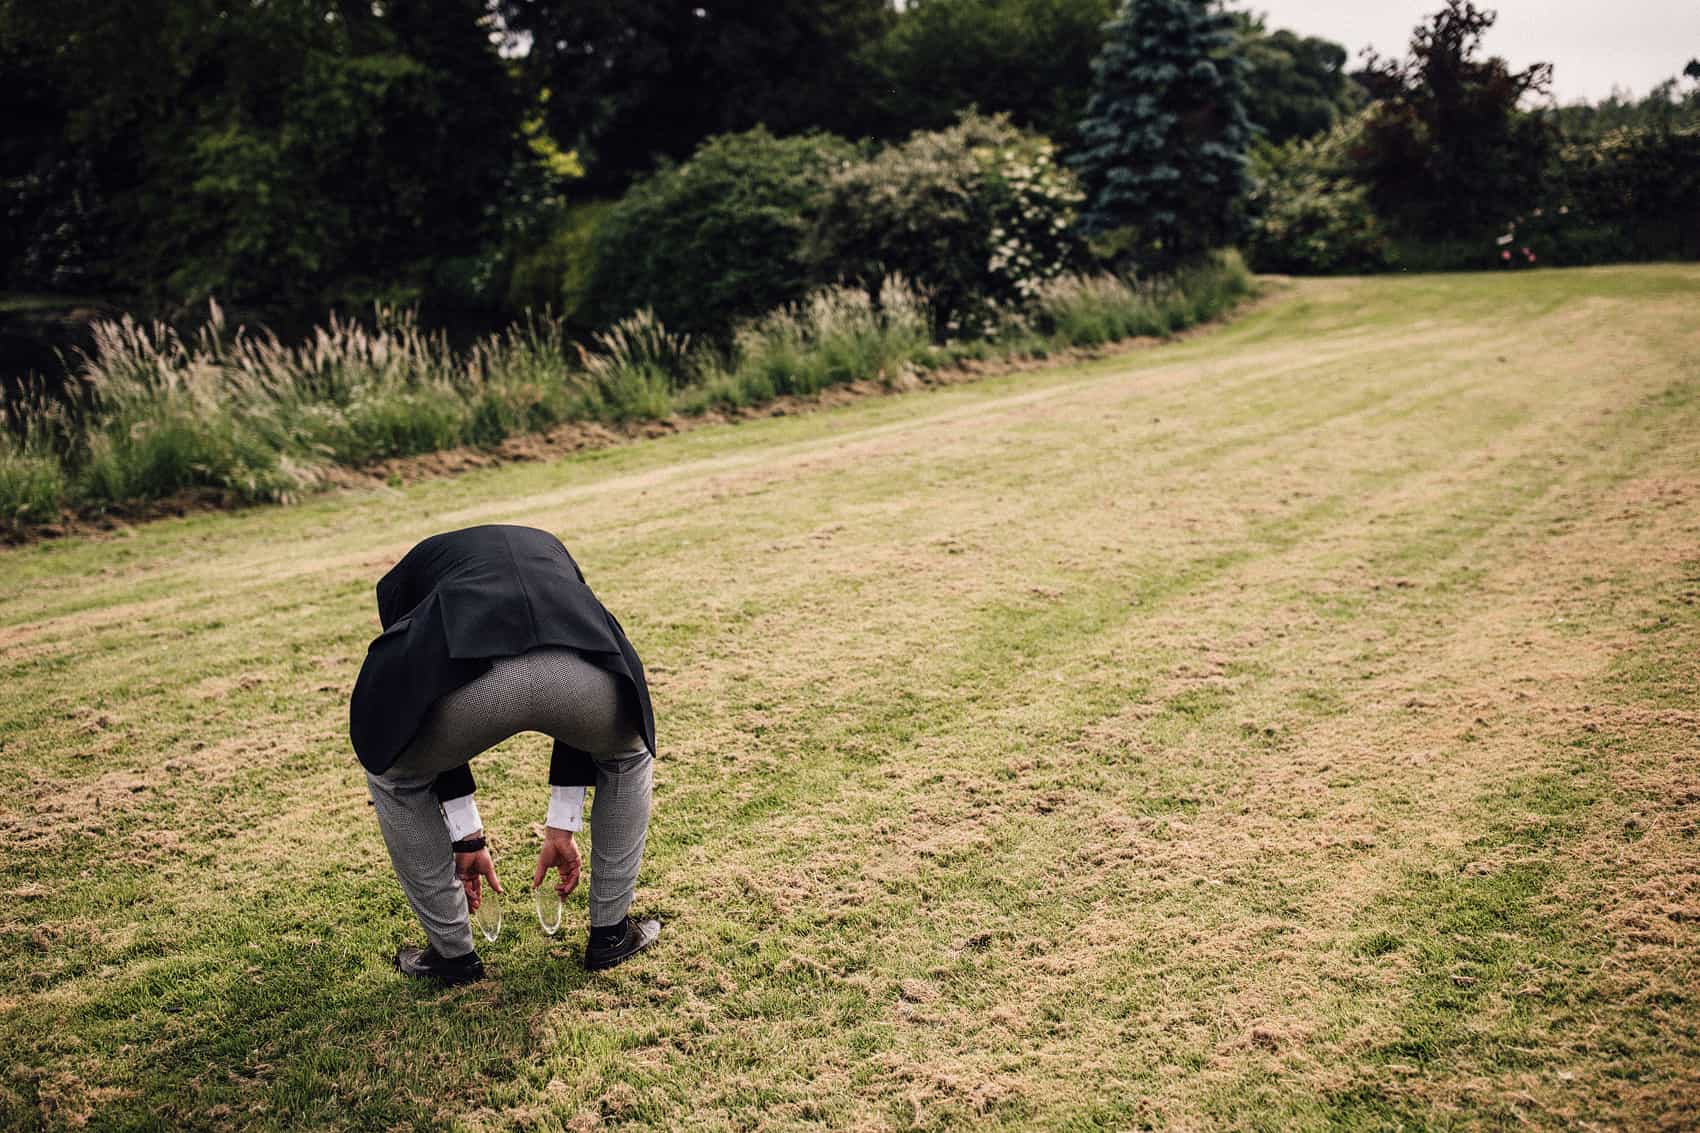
top-left (1235, 13), bottom-right (1361, 145)
top-left (1071, 0), bottom-right (1252, 269)
top-left (2, 0), bottom-right (523, 317)
top-left (855, 0), bottom-right (1118, 145)
top-left (9, 0), bottom-right (1672, 336)
top-left (1350, 0), bottom-right (1554, 239)
top-left (494, 0), bottom-right (892, 189)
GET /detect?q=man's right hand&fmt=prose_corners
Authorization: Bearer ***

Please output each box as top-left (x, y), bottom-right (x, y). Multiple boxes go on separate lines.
top-left (533, 826), bottom-right (581, 897)
top-left (456, 845), bottom-right (501, 912)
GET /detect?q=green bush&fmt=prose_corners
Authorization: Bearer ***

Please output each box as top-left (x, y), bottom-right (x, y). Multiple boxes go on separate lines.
top-left (56, 300), bottom-right (595, 507)
top-left (458, 313), bottom-right (582, 442)
top-left (671, 371), bottom-right (754, 417)
top-left (583, 129), bottom-right (857, 338)
top-left (1163, 249), bottom-right (1255, 320)
top-left (78, 405), bottom-right (304, 505)
top-left (1546, 125), bottom-right (1700, 262)
top-left (810, 113), bottom-right (1086, 337)
top-left (1245, 127), bottom-right (1393, 274)
top-left (333, 391), bottom-right (466, 462)
top-left (4, 246), bottom-right (1258, 528)
top-left (0, 392), bottom-right (72, 528)
top-left (1387, 126), bottom-right (1700, 271)
top-left (571, 363), bottom-right (672, 424)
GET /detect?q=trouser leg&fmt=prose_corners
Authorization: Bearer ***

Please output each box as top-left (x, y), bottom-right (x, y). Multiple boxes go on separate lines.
top-left (588, 743), bottom-right (653, 928)
top-left (367, 647), bottom-right (651, 941)
top-left (367, 768), bottom-right (474, 958)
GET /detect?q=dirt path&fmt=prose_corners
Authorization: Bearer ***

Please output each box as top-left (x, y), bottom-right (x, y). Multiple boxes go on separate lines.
top-left (2, 267), bottom-right (1697, 1131)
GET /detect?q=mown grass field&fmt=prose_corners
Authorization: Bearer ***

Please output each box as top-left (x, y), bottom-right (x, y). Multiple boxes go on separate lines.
top-left (3, 266), bottom-right (1698, 1132)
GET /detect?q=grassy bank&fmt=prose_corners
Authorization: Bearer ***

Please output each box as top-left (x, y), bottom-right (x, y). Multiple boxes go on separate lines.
top-left (3, 265), bottom-right (1697, 1130)
top-left (0, 255), bottom-right (1253, 535)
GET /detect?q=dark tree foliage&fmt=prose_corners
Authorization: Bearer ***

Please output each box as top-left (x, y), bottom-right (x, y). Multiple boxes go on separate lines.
top-left (1235, 13), bottom-right (1360, 144)
top-left (1070, 0), bottom-right (1252, 271)
top-left (0, 0), bottom-right (203, 297)
top-left (856, 2), bottom-right (1354, 150)
top-left (1350, 0), bottom-right (1553, 240)
top-left (0, 27), bottom-right (96, 293)
top-left (1, 0), bottom-right (522, 318)
top-left (496, 0), bottom-right (891, 190)
top-left (856, 0), bottom-right (1117, 145)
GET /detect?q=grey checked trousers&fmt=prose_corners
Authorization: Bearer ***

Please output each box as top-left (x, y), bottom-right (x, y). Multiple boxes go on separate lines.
top-left (366, 647), bottom-right (652, 957)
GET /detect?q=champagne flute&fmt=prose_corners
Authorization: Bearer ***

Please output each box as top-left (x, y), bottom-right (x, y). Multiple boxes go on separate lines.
top-left (461, 842), bottom-right (501, 944)
top-left (535, 884), bottom-right (563, 936)
top-left (473, 882), bottom-right (502, 942)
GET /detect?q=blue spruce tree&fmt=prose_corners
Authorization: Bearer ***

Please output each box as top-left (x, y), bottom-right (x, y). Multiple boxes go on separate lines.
top-left (1071, 0), bottom-right (1252, 271)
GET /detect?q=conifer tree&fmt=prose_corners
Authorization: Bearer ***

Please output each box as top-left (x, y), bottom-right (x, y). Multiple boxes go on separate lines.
top-left (1070, 0), bottom-right (1251, 270)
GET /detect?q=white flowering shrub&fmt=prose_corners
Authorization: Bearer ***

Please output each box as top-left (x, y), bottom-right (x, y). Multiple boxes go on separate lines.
top-left (980, 131), bottom-right (1088, 310)
top-left (810, 113), bottom-right (1087, 339)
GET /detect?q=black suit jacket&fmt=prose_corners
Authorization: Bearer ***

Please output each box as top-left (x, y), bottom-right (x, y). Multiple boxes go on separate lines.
top-left (348, 525), bottom-right (655, 801)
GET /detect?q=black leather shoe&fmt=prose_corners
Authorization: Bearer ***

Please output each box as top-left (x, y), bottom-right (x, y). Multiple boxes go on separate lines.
top-left (394, 944), bottom-right (485, 986)
top-left (583, 916), bottom-right (661, 971)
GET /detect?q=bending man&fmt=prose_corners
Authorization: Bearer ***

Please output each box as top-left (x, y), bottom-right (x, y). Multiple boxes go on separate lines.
top-left (350, 524), bottom-right (660, 984)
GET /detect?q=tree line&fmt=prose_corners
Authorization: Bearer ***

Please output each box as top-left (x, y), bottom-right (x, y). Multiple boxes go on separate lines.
top-left (2, 0), bottom-right (1694, 336)
top-left (1, 0), bottom-right (1352, 328)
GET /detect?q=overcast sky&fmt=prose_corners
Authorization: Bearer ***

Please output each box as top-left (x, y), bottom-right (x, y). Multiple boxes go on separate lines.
top-left (1242, 0), bottom-right (1700, 104)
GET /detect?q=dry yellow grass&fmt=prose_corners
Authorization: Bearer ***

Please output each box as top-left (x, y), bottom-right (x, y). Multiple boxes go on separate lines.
top-left (2, 266), bottom-right (1698, 1131)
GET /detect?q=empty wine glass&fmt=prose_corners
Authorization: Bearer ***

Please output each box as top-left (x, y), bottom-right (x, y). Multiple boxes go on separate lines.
top-left (534, 885), bottom-right (563, 936)
top-left (473, 885), bottom-right (502, 942)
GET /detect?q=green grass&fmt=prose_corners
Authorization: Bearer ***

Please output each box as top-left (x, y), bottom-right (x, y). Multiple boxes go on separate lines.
top-left (3, 265), bottom-right (1699, 1130)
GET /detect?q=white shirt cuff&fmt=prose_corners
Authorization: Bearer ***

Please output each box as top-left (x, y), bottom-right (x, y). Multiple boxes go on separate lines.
top-left (441, 794), bottom-right (483, 842)
top-left (546, 785), bottom-right (586, 831)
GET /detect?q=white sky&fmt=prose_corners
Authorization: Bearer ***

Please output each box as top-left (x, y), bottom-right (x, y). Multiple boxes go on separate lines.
top-left (1240, 0), bottom-right (1700, 104)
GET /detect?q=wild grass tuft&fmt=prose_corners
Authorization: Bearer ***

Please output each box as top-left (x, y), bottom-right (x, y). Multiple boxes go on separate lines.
top-left (0, 381), bottom-right (77, 529)
top-left (1032, 273), bottom-right (1167, 347)
top-left (1034, 251), bottom-right (1254, 350)
top-left (681, 276), bottom-right (931, 412)
top-left (0, 419), bottom-right (67, 529)
top-left (56, 302), bottom-right (592, 503)
top-left (574, 309), bottom-right (692, 421)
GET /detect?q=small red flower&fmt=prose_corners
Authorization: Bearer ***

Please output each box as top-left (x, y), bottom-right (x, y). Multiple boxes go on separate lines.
top-left (1501, 250), bottom-right (1512, 262)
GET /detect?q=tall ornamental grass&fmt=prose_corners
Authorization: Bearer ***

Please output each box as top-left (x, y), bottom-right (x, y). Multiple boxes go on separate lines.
top-left (0, 393), bottom-right (69, 525)
top-left (3, 254), bottom-right (1253, 533)
top-left (1033, 251), bottom-right (1253, 348)
top-left (58, 303), bottom-right (587, 509)
top-left (573, 309), bottom-right (693, 422)
top-left (69, 309), bottom-right (311, 505)
top-left (682, 276), bottom-right (931, 413)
